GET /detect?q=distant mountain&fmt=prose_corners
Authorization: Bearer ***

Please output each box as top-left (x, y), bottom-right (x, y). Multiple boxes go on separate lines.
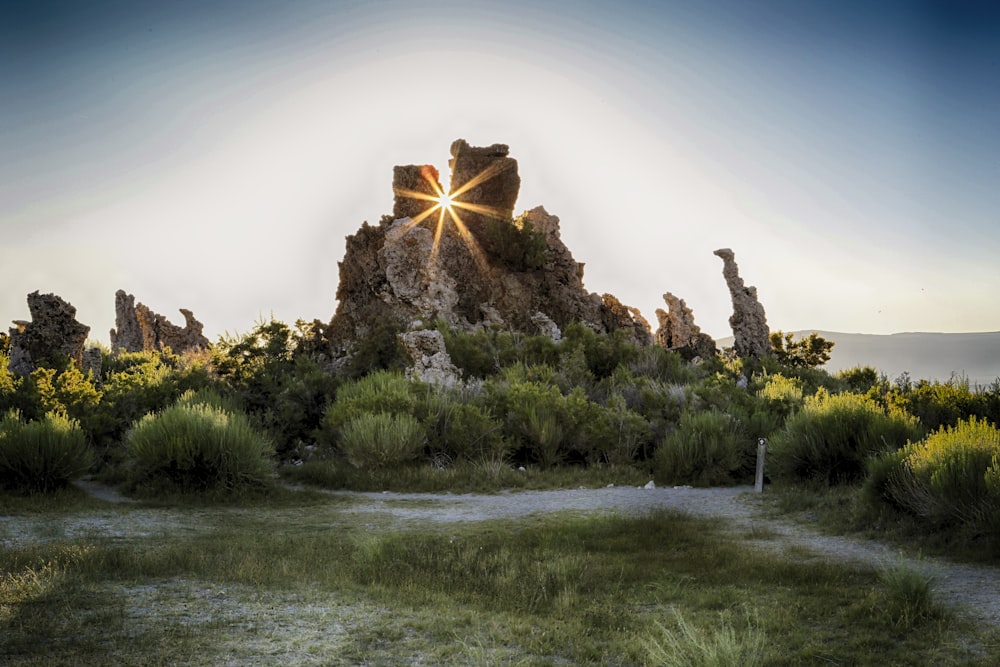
top-left (715, 331), bottom-right (1000, 387)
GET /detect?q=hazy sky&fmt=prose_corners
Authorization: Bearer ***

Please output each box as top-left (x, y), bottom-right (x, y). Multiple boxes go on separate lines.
top-left (3, 0), bottom-right (999, 343)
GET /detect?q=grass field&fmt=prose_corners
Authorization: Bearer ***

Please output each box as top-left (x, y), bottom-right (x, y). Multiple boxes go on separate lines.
top-left (2, 486), bottom-right (998, 666)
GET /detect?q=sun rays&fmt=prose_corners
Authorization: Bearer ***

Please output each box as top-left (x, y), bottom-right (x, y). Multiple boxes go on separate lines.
top-left (392, 161), bottom-right (516, 272)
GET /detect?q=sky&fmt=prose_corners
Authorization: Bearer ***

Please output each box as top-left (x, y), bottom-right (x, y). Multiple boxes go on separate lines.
top-left (3, 0), bottom-right (999, 344)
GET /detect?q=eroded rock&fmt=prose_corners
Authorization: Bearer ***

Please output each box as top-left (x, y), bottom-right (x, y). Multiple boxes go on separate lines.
top-left (654, 292), bottom-right (718, 360)
top-left (714, 248), bottom-right (771, 358)
top-left (110, 290), bottom-right (210, 354)
top-left (8, 291), bottom-right (90, 376)
top-left (399, 329), bottom-right (461, 386)
top-left (328, 142), bottom-right (651, 358)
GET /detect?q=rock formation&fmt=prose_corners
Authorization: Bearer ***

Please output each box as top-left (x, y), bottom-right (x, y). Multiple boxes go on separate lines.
top-left (654, 292), bottom-right (718, 359)
top-left (328, 141), bottom-right (649, 357)
top-left (7, 291), bottom-right (90, 376)
top-left (110, 290), bottom-right (210, 354)
top-left (398, 329), bottom-right (461, 386)
top-left (714, 248), bottom-right (771, 358)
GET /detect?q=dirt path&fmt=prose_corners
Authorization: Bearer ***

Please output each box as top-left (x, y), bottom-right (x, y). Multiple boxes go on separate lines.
top-left (22, 482), bottom-right (1000, 630)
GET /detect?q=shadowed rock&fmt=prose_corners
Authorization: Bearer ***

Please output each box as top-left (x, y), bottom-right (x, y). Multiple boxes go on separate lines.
top-left (328, 141), bottom-right (650, 358)
top-left (655, 292), bottom-right (718, 360)
top-left (110, 290), bottom-right (210, 354)
top-left (714, 248), bottom-right (771, 358)
top-left (8, 291), bottom-right (90, 376)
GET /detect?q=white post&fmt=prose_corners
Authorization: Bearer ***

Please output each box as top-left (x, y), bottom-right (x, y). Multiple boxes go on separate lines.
top-left (755, 438), bottom-right (767, 493)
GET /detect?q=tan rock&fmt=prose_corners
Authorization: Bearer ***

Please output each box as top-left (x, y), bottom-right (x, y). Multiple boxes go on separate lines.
top-left (714, 248), bottom-right (771, 357)
top-left (399, 329), bottom-right (461, 386)
top-left (110, 290), bottom-right (210, 354)
top-left (654, 292), bottom-right (717, 359)
top-left (8, 291), bottom-right (90, 375)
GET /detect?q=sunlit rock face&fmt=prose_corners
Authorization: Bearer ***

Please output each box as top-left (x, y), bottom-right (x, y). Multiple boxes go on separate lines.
top-left (7, 291), bottom-right (90, 376)
top-left (655, 292), bottom-right (718, 360)
top-left (327, 140), bottom-right (650, 358)
top-left (446, 139), bottom-right (520, 239)
top-left (110, 290), bottom-right (210, 354)
top-left (714, 248), bottom-right (771, 358)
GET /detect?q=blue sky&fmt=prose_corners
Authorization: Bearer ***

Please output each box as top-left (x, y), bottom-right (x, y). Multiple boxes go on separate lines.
top-left (3, 0), bottom-right (998, 342)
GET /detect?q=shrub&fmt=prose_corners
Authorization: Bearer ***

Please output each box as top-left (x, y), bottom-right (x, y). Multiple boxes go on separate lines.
top-left (423, 394), bottom-right (506, 463)
top-left (583, 393), bottom-right (653, 465)
top-left (769, 330), bottom-right (833, 368)
top-left (125, 400), bottom-right (274, 493)
top-left (769, 391), bottom-right (922, 485)
top-left (836, 366), bottom-right (881, 394)
top-left (339, 412), bottom-right (426, 470)
top-left (316, 371), bottom-right (418, 448)
top-left (655, 410), bottom-right (744, 487)
top-left (0, 412), bottom-right (92, 493)
top-left (871, 417), bottom-right (1000, 532)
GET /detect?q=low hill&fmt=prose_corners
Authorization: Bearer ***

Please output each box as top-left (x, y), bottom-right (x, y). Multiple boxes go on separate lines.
top-left (716, 331), bottom-right (1000, 387)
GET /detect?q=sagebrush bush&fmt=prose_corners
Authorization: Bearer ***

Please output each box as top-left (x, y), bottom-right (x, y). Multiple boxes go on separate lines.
top-left (655, 410), bottom-right (744, 487)
top-left (0, 412), bottom-right (92, 493)
top-left (339, 412), bottom-right (426, 470)
top-left (125, 401), bottom-right (274, 493)
top-left (316, 370), bottom-right (417, 447)
top-left (769, 391), bottom-right (922, 485)
top-left (870, 417), bottom-right (1000, 532)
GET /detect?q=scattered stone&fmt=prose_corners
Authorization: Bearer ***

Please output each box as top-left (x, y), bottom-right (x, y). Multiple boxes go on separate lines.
top-left (643, 480), bottom-right (656, 490)
top-left (714, 248), bottom-right (771, 358)
top-left (654, 292), bottom-right (718, 359)
top-left (110, 290), bottom-right (210, 354)
top-left (398, 329), bottom-right (461, 386)
top-left (7, 291), bottom-right (90, 376)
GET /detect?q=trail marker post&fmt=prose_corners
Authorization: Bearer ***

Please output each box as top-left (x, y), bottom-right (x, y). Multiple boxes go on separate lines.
top-left (755, 438), bottom-right (767, 493)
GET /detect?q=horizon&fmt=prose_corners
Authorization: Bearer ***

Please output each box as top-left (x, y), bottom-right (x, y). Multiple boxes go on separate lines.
top-left (4, 1), bottom-right (999, 343)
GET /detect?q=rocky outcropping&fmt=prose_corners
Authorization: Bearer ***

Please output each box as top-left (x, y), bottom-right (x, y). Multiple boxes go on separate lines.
top-left (654, 292), bottom-right (718, 360)
top-left (714, 248), bottom-right (771, 358)
top-left (328, 141), bottom-right (649, 356)
top-left (7, 291), bottom-right (91, 376)
top-left (109, 290), bottom-right (210, 354)
top-left (399, 329), bottom-right (461, 386)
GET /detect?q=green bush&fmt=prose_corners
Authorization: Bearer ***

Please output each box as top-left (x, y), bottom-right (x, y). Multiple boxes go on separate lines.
top-left (0, 412), bottom-right (92, 493)
top-left (125, 400), bottom-right (274, 493)
top-left (316, 371), bottom-right (418, 448)
top-left (769, 391), bottom-right (922, 485)
top-left (421, 388), bottom-right (506, 463)
top-left (654, 410), bottom-right (744, 487)
top-left (211, 320), bottom-right (340, 455)
top-left (339, 412), bottom-right (427, 470)
top-left (871, 417), bottom-right (1000, 532)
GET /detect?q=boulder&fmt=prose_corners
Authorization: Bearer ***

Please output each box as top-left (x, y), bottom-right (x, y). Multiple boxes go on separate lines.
top-left (714, 248), bottom-right (771, 358)
top-left (398, 329), bottom-right (461, 386)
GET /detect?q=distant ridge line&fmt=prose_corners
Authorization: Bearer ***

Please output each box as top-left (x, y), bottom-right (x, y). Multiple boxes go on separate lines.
top-left (714, 330), bottom-right (1000, 386)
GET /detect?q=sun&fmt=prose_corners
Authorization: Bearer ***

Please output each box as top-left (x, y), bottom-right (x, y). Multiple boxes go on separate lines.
top-left (437, 192), bottom-right (453, 210)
